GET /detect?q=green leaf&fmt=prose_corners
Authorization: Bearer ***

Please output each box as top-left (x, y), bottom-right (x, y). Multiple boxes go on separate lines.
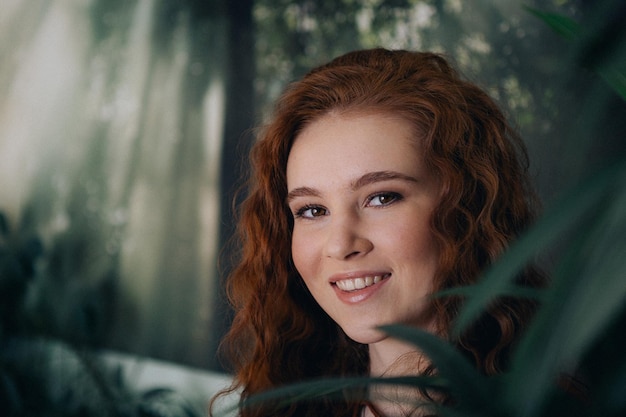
top-left (502, 168), bottom-right (626, 417)
top-left (227, 374), bottom-right (445, 416)
top-left (598, 65), bottom-right (626, 101)
top-left (378, 324), bottom-right (499, 413)
top-left (451, 161), bottom-right (626, 336)
top-left (524, 5), bottom-right (626, 101)
top-left (226, 326), bottom-right (501, 416)
top-left (523, 6), bottom-right (581, 40)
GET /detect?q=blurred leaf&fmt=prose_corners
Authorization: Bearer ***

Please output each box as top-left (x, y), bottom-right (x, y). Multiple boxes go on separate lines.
top-left (234, 326), bottom-right (504, 416)
top-left (379, 325), bottom-right (498, 414)
top-left (0, 371), bottom-right (23, 413)
top-left (576, 307), bottom-right (626, 416)
top-left (525, 5), bottom-right (626, 100)
top-left (598, 65), bottom-right (626, 100)
top-left (502, 164), bottom-right (626, 416)
top-left (435, 282), bottom-right (544, 301)
top-left (138, 388), bottom-right (201, 417)
top-left (232, 374), bottom-right (445, 417)
top-left (450, 161), bottom-right (624, 335)
top-left (523, 6), bottom-right (580, 40)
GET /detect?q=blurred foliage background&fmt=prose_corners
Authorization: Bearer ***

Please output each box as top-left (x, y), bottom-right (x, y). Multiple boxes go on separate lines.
top-left (0, 0), bottom-right (624, 383)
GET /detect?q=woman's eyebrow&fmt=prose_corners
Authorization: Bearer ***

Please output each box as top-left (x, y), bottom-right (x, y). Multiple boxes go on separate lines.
top-left (287, 171), bottom-right (418, 203)
top-left (287, 186), bottom-right (321, 203)
top-left (351, 170), bottom-right (419, 190)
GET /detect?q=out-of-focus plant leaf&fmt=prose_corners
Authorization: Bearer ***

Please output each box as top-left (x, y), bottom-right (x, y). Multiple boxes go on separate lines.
top-left (0, 337), bottom-right (205, 417)
top-left (524, 5), bottom-right (626, 100)
top-left (230, 374), bottom-right (445, 417)
top-left (501, 164), bottom-right (626, 417)
top-left (0, 371), bottom-right (23, 414)
top-left (598, 66), bottom-right (626, 100)
top-left (579, 304), bottom-right (626, 415)
top-left (449, 160), bottom-right (624, 336)
top-left (443, 8), bottom-right (626, 415)
top-left (138, 387), bottom-right (202, 417)
top-left (523, 6), bottom-right (580, 40)
top-left (437, 157), bottom-right (626, 417)
top-left (233, 325), bottom-right (500, 417)
top-left (378, 325), bottom-right (498, 414)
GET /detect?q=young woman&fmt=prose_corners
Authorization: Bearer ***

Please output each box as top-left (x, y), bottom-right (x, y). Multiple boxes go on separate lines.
top-left (213, 48), bottom-right (544, 417)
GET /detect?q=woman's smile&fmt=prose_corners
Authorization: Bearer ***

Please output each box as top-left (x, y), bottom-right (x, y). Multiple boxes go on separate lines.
top-left (331, 272), bottom-right (390, 292)
top-left (331, 272), bottom-right (392, 304)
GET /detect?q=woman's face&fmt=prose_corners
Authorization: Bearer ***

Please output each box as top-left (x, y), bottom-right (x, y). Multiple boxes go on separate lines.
top-left (286, 112), bottom-right (440, 344)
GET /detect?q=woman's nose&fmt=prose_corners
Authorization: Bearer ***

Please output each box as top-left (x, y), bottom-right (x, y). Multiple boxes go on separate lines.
top-left (323, 214), bottom-right (373, 260)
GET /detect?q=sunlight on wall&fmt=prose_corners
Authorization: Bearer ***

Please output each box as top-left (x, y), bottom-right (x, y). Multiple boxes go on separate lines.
top-left (0, 0), bottom-right (226, 369)
top-left (0, 1), bottom-right (89, 225)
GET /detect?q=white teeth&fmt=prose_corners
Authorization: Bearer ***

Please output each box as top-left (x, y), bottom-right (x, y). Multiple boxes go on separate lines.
top-left (342, 280), bottom-right (355, 291)
top-left (335, 274), bottom-right (387, 292)
top-left (354, 278), bottom-right (365, 290)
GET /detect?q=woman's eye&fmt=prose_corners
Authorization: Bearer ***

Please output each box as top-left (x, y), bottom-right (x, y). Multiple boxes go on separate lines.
top-left (367, 192), bottom-right (402, 207)
top-left (295, 205), bottom-right (327, 219)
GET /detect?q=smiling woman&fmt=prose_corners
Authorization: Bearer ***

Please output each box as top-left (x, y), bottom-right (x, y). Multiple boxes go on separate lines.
top-left (212, 48), bottom-right (545, 417)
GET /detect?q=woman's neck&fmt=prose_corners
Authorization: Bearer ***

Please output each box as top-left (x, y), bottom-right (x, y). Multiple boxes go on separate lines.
top-left (367, 338), bottom-right (434, 416)
top-left (369, 337), bottom-right (425, 377)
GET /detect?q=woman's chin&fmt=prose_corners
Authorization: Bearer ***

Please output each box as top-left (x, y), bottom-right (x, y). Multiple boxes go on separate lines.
top-left (342, 326), bottom-right (388, 345)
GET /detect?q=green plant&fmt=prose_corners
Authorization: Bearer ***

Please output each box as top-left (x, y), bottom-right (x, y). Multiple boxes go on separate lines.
top-left (0, 211), bottom-right (203, 417)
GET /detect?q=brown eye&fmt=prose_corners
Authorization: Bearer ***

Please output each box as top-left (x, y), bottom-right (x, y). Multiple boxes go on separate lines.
top-left (296, 205), bottom-right (327, 219)
top-left (367, 192), bottom-right (402, 207)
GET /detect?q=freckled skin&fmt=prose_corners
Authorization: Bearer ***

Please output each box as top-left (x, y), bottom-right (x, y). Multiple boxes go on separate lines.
top-left (286, 112), bottom-right (440, 350)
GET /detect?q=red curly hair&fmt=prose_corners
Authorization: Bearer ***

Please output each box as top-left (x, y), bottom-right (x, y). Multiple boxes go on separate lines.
top-left (212, 48), bottom-right (544, 416)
